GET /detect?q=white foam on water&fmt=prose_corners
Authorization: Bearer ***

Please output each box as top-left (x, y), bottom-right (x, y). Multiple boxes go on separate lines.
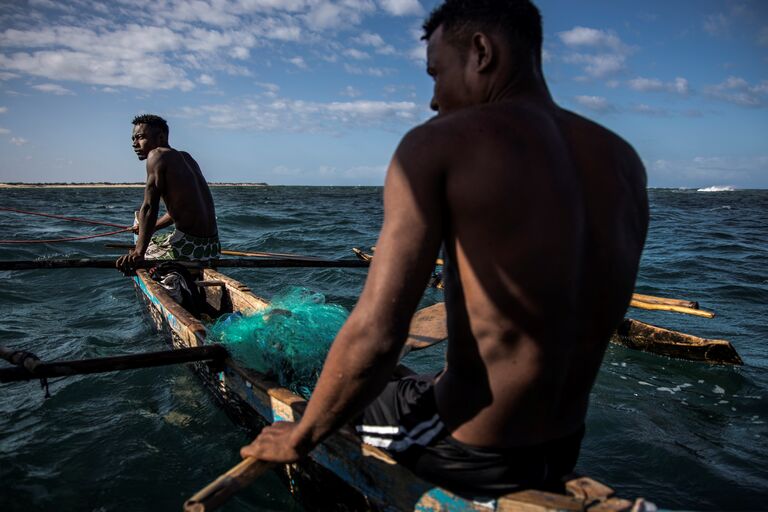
top-left (713, 385), bottom-right (726, 394)
top-left (638, 381), bottom-right (654, 387)
top-left (656, 383), bottom-right (692, 394)
top-left (697, 185), bottom-right (735, 192)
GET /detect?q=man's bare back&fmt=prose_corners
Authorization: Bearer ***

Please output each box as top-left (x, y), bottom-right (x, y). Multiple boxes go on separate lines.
top-left (148, 147), bottom-right (217, 238)
top-left (432, 100), bottom-right (648, 448)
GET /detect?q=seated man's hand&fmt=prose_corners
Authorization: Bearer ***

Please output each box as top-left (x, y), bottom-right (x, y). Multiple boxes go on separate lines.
top-left (240, 421), bottom-right (308, 464)
top-left (116, 250), bottom-right (144, 275)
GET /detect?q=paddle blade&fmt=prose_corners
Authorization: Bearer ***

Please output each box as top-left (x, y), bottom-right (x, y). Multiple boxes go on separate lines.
top-left (405, 302), bottom-right (447, 351)
top-left (184, 457), bottom-right (274, 512)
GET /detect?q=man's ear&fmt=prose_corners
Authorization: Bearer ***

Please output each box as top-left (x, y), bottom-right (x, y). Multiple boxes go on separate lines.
top-left (470, 32), bottom-right (494, 73)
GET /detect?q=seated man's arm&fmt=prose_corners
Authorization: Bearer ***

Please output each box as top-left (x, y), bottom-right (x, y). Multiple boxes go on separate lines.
top-left (241, 123), bottom-right (447, 462)
top-left (117, 153), bottom-right (165, 271)
top-left (154, 212), bottom-right (174, 231)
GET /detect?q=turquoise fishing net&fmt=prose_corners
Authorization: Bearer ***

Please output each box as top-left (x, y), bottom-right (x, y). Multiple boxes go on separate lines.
top-left (208, 287), bottom-right (348, 398)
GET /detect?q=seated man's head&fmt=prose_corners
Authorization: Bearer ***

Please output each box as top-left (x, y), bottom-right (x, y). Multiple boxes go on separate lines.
top-left (422, 0), bottom-right (543, 114)
top-left (131, 114), bottom-right (170, 160)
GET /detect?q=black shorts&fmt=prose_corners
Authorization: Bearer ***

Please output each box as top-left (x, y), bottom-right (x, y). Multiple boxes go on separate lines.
top-left (354, 374), bottom-right (585, 500)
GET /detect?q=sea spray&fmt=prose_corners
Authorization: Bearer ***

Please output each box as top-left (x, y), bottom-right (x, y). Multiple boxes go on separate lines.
top-left (208, 287), bottom-right (348, 398)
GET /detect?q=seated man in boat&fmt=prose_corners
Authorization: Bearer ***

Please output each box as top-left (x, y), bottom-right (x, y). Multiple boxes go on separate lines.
top-left (242, 0), bottom-right (649, 499)
top-left (116, 114), bottom-right (220, 272)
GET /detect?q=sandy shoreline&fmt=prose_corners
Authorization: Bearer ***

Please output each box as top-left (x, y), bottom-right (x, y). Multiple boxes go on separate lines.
top-left (0, 182), bottom-right (268, 189)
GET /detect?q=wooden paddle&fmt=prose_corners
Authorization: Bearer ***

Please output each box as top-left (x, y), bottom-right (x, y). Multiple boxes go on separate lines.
top-left (0, 258), bottom-right (370, 271)
top-left (0, 345), bottom-right (228, 383)
top-left (105, 243), bottom-right (326, 261)
top-left (184, 458), bottom-right (275, 512)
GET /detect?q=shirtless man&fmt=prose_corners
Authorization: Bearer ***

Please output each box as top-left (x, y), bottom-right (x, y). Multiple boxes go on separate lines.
top-left (241, 0), bottom-right (648, 498)
top-left (116, 114), bottom-right (219, 272)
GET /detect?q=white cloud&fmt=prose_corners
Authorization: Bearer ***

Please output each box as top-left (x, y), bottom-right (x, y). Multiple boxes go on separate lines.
top-left (0, 127), bottom-right (9, 134)
top-left (0, 106), bottom-right (7, 113)
top-left (574, 95), bottom-right (615, 113)
top-left (343, 48), bottom-right (370, 60)
top-left (10, 137), bottom-right (28, 145)
top-left (198, 73), bottom-right (216, 85)
top-left (344, 63), bottom-right (392, 76)
top-left (304, 0), bottom-right (376, 31)
top-left (558, 26), bottom-right (632, 79)
top-left (288, 56), bottom-right (307, 69)
top-left (408, 43), bottom-right (426, 63)
top-left (558, 27), bottom-right (627, 51)
top-left (0, 72), bottom-right (20, 80)
top-left (378, 0), bottom-right (423, 16)
top-left (178, 95), bottom-right (421, 133)
top-left (32, 83), bottom-right (75, 95)
top-left (627, 76), bottom-right (689, 95)
top-left (705, 76), bottom-right (768, 107)
top-left (563, 53), bottom-right (627, 78)
top-left (353, 32), bottom-right (396, 54)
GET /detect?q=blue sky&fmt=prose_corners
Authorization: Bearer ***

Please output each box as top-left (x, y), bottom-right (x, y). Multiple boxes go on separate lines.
top-left (0, 0), bottom-right (766, 188)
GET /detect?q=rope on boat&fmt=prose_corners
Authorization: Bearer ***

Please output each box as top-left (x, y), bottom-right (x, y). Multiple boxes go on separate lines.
top-left (0, 227), bottom-right (133, 244)
top-left (0, 206), bottom-right (133, 244)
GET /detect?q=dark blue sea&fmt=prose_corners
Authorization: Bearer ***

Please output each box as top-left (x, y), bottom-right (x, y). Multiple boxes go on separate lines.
top-left (1, 187), bottom-right (766, 511)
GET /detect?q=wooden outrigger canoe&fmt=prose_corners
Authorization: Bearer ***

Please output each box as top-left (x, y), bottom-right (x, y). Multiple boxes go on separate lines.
top-left (611, 318), bottom-right (742, 365)
top-left (132, 268), bottom-right (649, 511)
top-left (351, 248), bottom-right (741, 366)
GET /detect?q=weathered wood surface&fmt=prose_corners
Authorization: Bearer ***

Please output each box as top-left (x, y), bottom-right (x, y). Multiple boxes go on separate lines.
top-left (135, 269), bottom-right (647, 511)
top-left (184, 457), bottom-right (275, 512)
top-left (611, 318), bottom-right (742, 365)
top-left (629, 299), bottom-right (714, 318)
top-left (405, 302), bottom-right (449, 350)
top-left (632, 293), bottom-right (698, 309)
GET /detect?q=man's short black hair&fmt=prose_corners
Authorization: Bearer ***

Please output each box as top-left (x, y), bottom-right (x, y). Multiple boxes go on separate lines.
top-left (423, 0), bottom-right (543, 66)
top-left (132, 114), bottom-right (169, 136)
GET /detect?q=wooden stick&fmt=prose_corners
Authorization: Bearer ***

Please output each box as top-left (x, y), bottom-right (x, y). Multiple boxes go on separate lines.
top-left (184, 458), bottom-right (275, 512)
top-left (629, 299), bottom-right (714, 318)
top-left (353, 247), bottom-right (445, 266)
top-left (0, 345), bottom-right (227, 383)
top-left (0, 258), bottom-right (370, 271)
top-left (354, 249), bottom-right (706, 313)
top-left (632, 293), bottom-right (698, 309)
top-left (105, 243), bottom-right (325, 261)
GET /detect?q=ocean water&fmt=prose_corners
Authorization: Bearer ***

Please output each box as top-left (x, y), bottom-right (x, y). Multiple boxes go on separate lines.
top-left (0, 186), bottom-right (766, 511)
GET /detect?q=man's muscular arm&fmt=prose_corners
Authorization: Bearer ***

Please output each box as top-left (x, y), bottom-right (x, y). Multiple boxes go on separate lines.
top-left (117, 152), bottom-right (165, 271)
top-left (240, 124), bottom-right (447, 462)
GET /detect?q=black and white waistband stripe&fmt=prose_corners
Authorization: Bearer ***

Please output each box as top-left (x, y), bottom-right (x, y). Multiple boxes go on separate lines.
top-left (356, 414), bottom-right (444, 452)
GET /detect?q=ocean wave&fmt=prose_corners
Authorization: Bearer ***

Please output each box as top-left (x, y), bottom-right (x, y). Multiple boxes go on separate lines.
top-left (697, 186), bottom-right (735, 192)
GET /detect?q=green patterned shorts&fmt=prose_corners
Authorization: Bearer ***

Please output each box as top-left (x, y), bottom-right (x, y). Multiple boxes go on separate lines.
top-left (145, 229), bottom-right (221, 260)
